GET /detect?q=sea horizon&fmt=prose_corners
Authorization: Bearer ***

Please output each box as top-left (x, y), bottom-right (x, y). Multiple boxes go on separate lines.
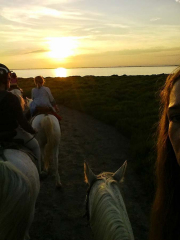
top-left (11, 64), bottom-right (178, 71)
top-left (12, 65), bottom-right (179, 78)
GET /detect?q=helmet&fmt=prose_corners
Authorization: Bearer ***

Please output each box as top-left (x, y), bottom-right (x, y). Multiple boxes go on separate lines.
top-left (0, 63), bottom-right (10, 85)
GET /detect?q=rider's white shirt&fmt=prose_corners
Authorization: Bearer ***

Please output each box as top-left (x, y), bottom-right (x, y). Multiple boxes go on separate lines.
top-left (30, 86), bottom-right (56, 114)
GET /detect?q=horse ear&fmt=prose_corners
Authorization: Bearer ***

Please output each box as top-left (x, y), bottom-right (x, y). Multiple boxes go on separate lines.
top-left (84, 161), bottom-right (97, 185)
top-left (112, 160), bottom-right (127, 182)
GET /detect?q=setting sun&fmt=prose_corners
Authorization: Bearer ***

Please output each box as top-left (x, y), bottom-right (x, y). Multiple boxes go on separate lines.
top-left (55, 67), bottom-right (67, 77)
top-left (47, 37), bottom-right (78, 60)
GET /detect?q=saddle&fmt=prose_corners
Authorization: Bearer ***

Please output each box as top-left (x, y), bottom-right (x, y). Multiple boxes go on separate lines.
top-left (33, 106), bottom-right (53, 116)
top-left (32, 106), bottom-right (62, 121)
top-left (0, 135), bottom-right (36, 163)
top-left (9, 85), bottom-right (23, 92)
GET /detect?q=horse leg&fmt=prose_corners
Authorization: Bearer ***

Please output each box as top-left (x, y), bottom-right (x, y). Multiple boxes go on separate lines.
top-left (39, 143), bottom-right (44, 171)
top-left (53, 145), bottom-right (61, 188)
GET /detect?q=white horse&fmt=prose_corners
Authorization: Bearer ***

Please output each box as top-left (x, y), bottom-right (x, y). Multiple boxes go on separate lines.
top-left (26, 98), bottom-right (61, 187)
top-left (84, 161), bottom-right (134, 240)
top-left (0, 149), bottom-right (40, 240)
top-left (10, 89), bottom-right (25, 111)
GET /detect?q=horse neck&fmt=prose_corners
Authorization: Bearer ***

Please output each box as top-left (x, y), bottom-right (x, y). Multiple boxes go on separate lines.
top-left (0, 160), bottom-right (32, 240)
top-left (89, 179), bottom-right (134, 240)
top-left (89, 179), bottom-right (122, 215)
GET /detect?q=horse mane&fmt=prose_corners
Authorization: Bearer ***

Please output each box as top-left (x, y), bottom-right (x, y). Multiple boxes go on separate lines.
top-left (90, 178), bottom-right (134, 240)
top-left (0, 161), bottom-right (32, 240)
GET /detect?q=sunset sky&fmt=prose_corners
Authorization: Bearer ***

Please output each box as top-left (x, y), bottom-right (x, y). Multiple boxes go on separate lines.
top-left (1, 0), bottom-right (180, 69)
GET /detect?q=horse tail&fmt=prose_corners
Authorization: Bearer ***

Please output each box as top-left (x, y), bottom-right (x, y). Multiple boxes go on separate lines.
top-left (0, 161), bottom-right (32, 240)
top-left (41, 115), bottom-right (57, 170)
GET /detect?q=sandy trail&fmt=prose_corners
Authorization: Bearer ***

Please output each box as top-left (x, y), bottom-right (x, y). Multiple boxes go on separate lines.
top-left (30, 105), bottom-right (149, 240)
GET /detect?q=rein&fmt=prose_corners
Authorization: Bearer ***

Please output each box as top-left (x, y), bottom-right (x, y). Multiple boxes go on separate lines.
top-left (24, 134), bottom-right (36, 145)
top-left (84, 176), bottom-right (106, 221)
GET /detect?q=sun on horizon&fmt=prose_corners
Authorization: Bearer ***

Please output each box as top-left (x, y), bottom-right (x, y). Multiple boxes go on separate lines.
top-left (55, 67), bottom-right (67, 77)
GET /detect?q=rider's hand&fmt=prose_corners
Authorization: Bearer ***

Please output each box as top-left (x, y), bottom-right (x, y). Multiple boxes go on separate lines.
top-left (55, 105), bottom-right (60, 113)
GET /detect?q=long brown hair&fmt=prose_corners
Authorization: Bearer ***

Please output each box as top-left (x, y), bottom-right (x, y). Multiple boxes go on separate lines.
top-left (34, 75), bottom-right (45, 89)
top-left (150, 67), bottom-right (180, 240)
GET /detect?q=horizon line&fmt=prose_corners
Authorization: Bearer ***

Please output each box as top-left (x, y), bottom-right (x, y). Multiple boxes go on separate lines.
top-left (11, 65), bottom-right (179, 71)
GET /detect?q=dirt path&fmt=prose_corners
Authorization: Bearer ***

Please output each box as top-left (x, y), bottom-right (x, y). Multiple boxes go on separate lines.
top-left (30, 105), bottom-right (150, 240)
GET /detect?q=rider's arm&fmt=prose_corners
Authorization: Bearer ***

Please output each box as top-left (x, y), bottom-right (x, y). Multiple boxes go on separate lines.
top-left (45, 87), bottom-right (56, 105)
top-left (45, 87), bottom-right (59, 111)
top-left (11, 94), bottom-right (36, 134)
top-left (31, 88), bottom-right (35, 100)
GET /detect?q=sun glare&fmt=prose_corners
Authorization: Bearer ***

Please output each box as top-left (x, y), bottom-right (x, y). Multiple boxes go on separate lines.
top-left (55, 67), bottom-right (67, 77)
top-left (47, 37), bottom-right (78, 60)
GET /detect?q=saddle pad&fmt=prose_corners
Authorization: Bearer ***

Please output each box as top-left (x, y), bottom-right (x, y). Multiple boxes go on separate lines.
top-left (0, 141), bottom-right (36, 164)
top-left (34, 106), bottom-right (53, 115)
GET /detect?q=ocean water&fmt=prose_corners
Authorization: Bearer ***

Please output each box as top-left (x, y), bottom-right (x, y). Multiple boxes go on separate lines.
top-left (12, 66), bottom-right (178, 78)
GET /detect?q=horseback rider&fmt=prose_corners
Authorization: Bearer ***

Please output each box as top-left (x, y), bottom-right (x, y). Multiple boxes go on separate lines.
top-left (9, 71), bottom-right (23, 92)
top-left (0, 63), bottom-right (41, 173)
top-left (30, 75), bottom-right (62, 121)
top-left (25, 75), bottom-right (62, 121)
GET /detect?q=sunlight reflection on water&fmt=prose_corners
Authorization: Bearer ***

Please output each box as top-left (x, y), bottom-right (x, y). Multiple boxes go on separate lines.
top-left (13, 66), bottom-right (178, 78)
top-left (55, 68), bottom-right (67, 77)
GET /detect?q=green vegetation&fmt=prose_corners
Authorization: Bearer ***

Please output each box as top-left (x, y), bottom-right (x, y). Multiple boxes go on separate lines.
top-left (19, 74), bottom-right (167, 199)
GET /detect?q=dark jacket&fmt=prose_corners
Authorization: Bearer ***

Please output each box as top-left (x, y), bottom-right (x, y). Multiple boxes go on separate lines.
top-left (0, 91), bottom-right (35, 134)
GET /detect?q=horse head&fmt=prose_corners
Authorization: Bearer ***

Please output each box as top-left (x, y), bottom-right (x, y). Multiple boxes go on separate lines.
top-left (84, 161), bottom-right (134, 240)
top-left (84, 160), bottom-right (127, 185)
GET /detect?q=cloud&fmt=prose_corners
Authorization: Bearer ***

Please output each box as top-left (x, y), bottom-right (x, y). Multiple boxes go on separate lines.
top-left (23, 49), bottom-right (48, 54)
top-left (106, 23), bottom-right (129, 28)
top-left (102, 46), bottom-right (180, 56)
top-left (0, 48), bottom-right (49, 56)
top-left (150, 18), bottom-right (161, 22)
top-left (0, 0), bottom-right (81, 6)
top-left (175, 0), bottom-right (180, 2)
top-left (0, 6), bottom-right (100, 25)
top-left (34, 0), bottom-right (82, 4)
top-left (56, 46), bottom-right (180, 63)
top-left (1, 7), bottom-right (61, 24)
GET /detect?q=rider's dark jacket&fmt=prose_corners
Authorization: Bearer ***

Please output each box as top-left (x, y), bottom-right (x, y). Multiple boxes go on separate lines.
top-left (0, 91), bottom-right (35, 134)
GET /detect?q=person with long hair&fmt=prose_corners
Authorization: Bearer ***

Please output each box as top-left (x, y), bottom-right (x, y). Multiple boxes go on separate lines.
top-left (150, 67), bottom-right (180, 240)
top-left (29, 75), bottom-right (61, 121)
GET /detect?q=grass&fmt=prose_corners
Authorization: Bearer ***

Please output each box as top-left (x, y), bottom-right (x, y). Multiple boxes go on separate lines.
top-left (18, 74), bottom-right (167, 200)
